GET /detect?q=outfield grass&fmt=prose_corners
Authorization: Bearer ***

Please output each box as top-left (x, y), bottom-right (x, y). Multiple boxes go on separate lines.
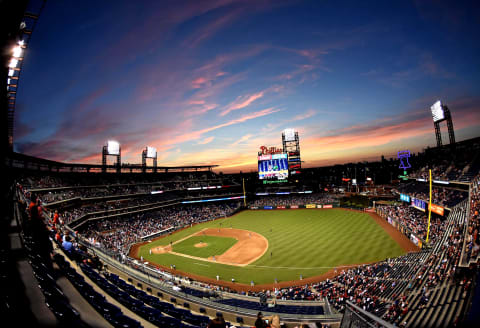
top-left (172, 235), bottom-right (237, 258)
top-left (138, 209), bottom-right (406, 285)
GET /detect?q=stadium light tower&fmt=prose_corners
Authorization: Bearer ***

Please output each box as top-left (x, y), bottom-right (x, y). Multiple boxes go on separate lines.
top-left (430, 100), bottom-right (455, 147)
top-left (5, 0), bottom-right (47, 151)
top-left (102, 140), bottom-right (121, 173)
top-left (142, 146), bottom-right (157, 173)
top-left (282, 128), bottom-right (301, 175)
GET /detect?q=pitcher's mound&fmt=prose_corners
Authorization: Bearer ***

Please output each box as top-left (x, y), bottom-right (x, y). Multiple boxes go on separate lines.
top-left (194, 242), bottom-right (208, 248)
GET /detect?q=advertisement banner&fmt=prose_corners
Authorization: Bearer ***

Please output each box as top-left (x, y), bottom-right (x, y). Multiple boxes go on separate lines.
top-left (290, 205), bottom-right (299, 209)
top-left (323, 204), bottom-right (333, 209)
top-left (249, 206), bottom-right (259, 210)
top-left (400, 194), bottom-right (411, 202)
top-left (317, 205), bottom-right (323, 209)
top-left (263, 206), bottom-right (273, 210)
top-left (410, 234), bottom-right (420, 247)
top-left (429, 204), bottom-right (445, 216)
top-left (306, 204), bottom-right (316, 209)
top-left (411, 198), bottom-right (426, 212)
top-left (277, 205), bottom-right (286, 209)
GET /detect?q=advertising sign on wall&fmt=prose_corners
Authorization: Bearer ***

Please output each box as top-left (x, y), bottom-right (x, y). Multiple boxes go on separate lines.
top-left (429, 204), bottom-right (445, 216)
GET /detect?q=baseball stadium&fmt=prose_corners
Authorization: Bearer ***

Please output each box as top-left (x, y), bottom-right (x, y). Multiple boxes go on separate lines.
top-left (2, 1), bottom-right (480, 328)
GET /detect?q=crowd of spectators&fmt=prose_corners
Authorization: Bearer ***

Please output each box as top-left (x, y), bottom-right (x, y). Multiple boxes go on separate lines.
top-left (410, 159), bottom-right (480, 183)
top-left (54, 193), bottom-right (179, 226)
top-left (463, 174), bottom-right (480, 263)
top-left (79, 203), bottom-right (240, 255)
top-left (55, 191), bottom-right (239, 226)
top-left (376, 204), bottom-right (447, 245)
top-left (18, 172), bottom-right (238, 204)
top-left (251, 194), bottom-right (337, 207)
top-left (410, 161), bottom-right (451, 181)
top-left (18, 172), bottom-right (219, 189)
top-left (397, 183), bottom-right (467, 208)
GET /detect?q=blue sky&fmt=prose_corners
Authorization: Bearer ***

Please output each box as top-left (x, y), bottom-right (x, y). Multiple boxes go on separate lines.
top-left (14, 0), bottom-right (480, 172)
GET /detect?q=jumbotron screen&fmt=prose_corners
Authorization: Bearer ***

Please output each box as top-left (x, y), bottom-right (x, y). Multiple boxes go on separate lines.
top-left (258, 153), bottom-right (289, 180)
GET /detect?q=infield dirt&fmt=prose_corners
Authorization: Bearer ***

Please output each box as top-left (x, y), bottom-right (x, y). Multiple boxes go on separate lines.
top-left (150, 228), bottom-right (268, 266)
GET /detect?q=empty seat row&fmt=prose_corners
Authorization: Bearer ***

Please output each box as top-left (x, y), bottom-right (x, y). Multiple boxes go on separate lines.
top-left (24, 234), bottom-right (90, 327)
top-left (54, 253), bottom-right (143, 328)
top-left (105, 272), bottom-right (212, 327)
top-left (215, 298), bottom-right (324, 315)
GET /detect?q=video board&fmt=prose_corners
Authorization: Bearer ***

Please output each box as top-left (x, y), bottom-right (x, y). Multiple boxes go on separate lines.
top-left (258, 153), bottom-right (289, 180)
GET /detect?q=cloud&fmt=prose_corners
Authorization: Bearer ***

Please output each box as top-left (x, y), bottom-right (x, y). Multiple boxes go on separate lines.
top-left (364, 50), bottom-right (455, 88)
top-left (221, 91), bottom-right (265, 116)
top-left (197, 136), bottom-right (215, 145)
top-left (192, 77), bottom-right (209, 88)
top-left (146, 107), bottom-right (281, 153)
top-left (183, 7), bottom-right (245, 48)
top-left (291, 109), bottom-right (317, 121)
top-left (231, 133), bottom-right (253, 146)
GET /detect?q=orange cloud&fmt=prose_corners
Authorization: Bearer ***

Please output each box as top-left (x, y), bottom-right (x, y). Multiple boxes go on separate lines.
top-left (197, 136), bottom-right (215, 145)
top-left (221, 91), bottom-right (265, 116)
top-left (146, 107), bottom-right (281, 153)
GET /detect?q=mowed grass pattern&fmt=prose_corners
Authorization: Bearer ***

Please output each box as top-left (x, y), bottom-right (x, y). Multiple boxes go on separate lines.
top-left (172, 235), bottom-right (238, 258)
top-left (138, 209), bottom-right (406, 284)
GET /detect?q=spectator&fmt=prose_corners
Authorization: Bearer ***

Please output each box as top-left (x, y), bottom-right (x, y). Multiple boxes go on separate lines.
top-left (62, 235), bottom-right (73, 253)
top-left (207, 313), bottom-right (226, 328)
top-left (255, 312), bottom-right (268, 328)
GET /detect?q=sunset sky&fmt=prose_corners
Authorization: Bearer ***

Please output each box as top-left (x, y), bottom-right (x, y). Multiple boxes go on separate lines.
top-left (14, 0), bottom-right (480, 173)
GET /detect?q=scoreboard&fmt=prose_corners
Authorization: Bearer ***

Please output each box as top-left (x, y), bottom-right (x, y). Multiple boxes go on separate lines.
top-left (258, 153), bottom-right (289, 180)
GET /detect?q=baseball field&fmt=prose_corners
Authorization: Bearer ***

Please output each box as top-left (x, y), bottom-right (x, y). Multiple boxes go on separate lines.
top-left (132, 209), bottom-right (416, 289)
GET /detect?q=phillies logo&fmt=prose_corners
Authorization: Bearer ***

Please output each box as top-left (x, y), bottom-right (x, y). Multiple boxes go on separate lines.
top-left (259, 146), bottom-right (283, 155)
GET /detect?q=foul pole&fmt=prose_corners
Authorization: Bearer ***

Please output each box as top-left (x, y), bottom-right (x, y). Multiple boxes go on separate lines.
top-left (426, 169), bottom-right (432, 243)
top-left (242, 178), bottom-right (247, 207)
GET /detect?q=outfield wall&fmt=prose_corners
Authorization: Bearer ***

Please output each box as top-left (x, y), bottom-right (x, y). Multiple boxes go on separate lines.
top-left (375, 207), bottom-right (425, 248)
top-left (249, 203), bottom-right (340, 210)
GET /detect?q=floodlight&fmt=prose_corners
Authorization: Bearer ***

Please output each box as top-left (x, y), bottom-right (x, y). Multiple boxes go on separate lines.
top-left (146, 146), bottom-right (157, 158)
top-left (7, 78), bottom-right (11, 85)
top-left (8, 69), bottom-right (15, 77)
top-left (18, 40), bottom-right (25, 46)
top-left (12, 46), bottom-right (22, 57)
top-left (8, 58), bottom-right (18, 68)
top-left (430, 100), bottom-right (445, 122)
top-left (283, 128), bottom-right (295, 141)
top-left (107, 140), bottom-right (120, 155)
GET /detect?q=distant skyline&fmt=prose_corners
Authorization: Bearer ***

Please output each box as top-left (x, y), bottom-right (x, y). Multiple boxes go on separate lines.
top-left (14, 0), bottom-right (480, 173)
